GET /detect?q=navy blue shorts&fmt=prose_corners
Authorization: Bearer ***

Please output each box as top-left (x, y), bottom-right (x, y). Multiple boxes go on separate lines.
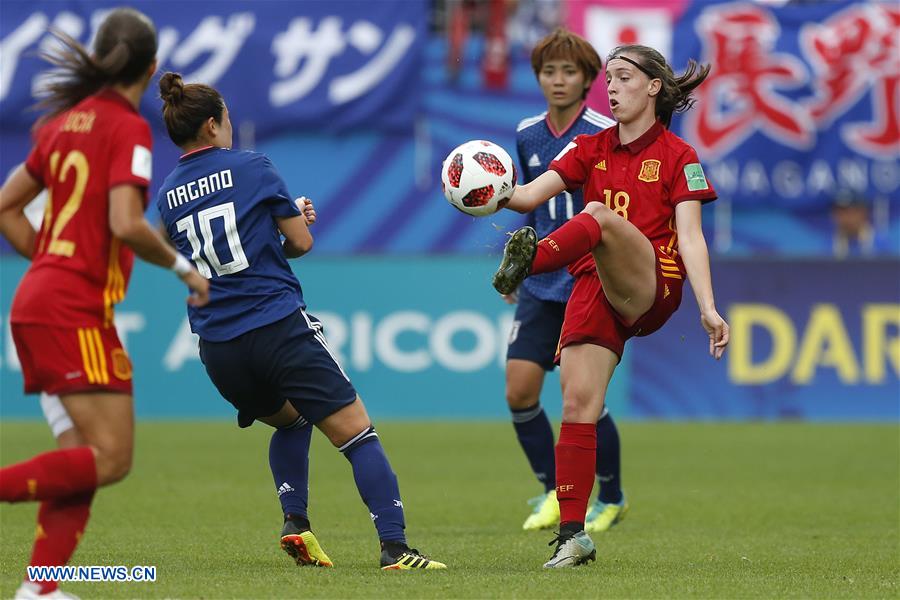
top-left (506, 286), bottom-right (566, 371)
top-left (199, 309), bottom-right (357, 428)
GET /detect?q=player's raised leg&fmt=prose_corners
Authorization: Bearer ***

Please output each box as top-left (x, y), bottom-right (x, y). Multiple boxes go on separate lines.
top-left (494, 208), bottom-right (606, 295)
top-left (316, 398), bottom-right (446, 570)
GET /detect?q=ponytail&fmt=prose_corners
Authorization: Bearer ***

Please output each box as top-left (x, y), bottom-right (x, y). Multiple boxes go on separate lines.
top-left (34, 8), bottom-right (156, 126)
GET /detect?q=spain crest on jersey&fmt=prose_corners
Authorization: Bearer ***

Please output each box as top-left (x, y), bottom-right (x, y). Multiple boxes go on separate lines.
top-left (638, 159), bottom-right (660, 182)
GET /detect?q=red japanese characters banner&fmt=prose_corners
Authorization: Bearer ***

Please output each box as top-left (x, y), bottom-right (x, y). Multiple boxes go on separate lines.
top-left (571, 1), bottom-right (899, 209)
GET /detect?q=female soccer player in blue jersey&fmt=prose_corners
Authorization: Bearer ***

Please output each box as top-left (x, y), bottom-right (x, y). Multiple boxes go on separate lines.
top-left (155, 72), bottom-right (445, 571)
top-left (505, 28), bottom-right (628, 534)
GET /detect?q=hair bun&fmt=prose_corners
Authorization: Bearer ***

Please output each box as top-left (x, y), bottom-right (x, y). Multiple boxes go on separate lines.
top-left (159, 72), bottom-right (184, 104)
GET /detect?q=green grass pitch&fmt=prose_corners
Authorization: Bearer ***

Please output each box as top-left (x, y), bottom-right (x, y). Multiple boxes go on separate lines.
top-left (1, 421), bottom-right (897, 598)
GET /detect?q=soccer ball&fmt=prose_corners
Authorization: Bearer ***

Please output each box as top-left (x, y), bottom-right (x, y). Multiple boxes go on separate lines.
top-left (441, 140), bottom-right (516, 217)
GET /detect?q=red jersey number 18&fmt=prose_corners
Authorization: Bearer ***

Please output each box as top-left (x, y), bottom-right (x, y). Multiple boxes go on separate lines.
top-left (602, 188), bottom-right (630, 220)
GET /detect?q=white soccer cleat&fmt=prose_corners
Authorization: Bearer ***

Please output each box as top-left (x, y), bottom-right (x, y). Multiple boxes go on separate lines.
top-left (542, 530), bottom-right (597, 568)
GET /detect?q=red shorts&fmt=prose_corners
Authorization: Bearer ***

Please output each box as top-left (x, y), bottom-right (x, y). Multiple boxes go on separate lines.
top-left (10, 324), bottom-right (133, 395)
top-left (557, 248), bottom-right (684, 361)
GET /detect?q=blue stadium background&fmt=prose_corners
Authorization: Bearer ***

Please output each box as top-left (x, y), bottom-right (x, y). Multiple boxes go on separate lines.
top-left (1, 0), bottom-right (897, 421)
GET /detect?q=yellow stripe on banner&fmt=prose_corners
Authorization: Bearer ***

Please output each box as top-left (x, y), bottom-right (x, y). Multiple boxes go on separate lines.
top-left (91, 329), bottom-right (109, 384)
top-left (659, 257), bottom-right (677, 264)
top-left (661, 271), bottom-right (683, 279)
top-left (77, 329), bottom-right (97, 383)
top-left (660, 264), bottom-right (681, 272)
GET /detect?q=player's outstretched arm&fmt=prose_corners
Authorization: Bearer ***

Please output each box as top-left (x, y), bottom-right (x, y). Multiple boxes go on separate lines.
top-left (503, 170), bottom-right (566, 214)
top-left (675, 200), bottom-right (729, 360)
top-left (0, 165), bottom-right (44, 259)
top-left (109, 184), bottom-right (210, 306)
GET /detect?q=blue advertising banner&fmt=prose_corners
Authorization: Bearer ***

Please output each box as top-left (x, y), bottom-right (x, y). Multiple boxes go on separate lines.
top-left (2, 257), bottom-right (632, 421)
top-left (3, 256), bottom-right (895, 421)
top-left (0, 0), bottom-right (425, 136)
top-left (630, 258), bottom-right (900, 421)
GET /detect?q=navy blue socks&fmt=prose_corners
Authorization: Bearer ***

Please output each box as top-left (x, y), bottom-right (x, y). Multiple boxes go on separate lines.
top-left (511, 404), bottom-right (556, 493)
top-left (340, 426), bottom-right (406, 544)
top-left (596, 410), bottom-right (623, 504)
top-left (269, 416), bottom-right (312, 519)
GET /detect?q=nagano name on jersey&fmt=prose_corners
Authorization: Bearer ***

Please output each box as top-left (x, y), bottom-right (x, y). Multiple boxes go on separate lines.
top-left (157, 147), bottom-right (304, 342)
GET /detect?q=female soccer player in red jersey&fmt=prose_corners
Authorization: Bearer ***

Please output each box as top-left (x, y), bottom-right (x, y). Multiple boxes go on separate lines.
top-left (505, 28), bottom-right (628, 535)
top-left (0, 10), bottom-right (208, 598)
top-left (492, 44), bottom-right (730, 568)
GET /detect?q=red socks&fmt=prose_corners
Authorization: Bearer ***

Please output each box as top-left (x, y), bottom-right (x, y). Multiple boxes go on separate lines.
top-left (555, 422), bottom-right (597, 525)
top-left (0, 447), bottom-right (97, 502)
top-left (28, 491), bottom-right (95, 594)
top-left (531, 212), bottom-right (602, 275)
top-left (1, 447), bottom-right (98, 594)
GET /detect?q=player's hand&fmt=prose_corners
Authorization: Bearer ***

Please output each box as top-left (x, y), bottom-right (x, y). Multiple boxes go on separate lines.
top-left (180, 269), bottom-right (210, 307)
top-left (501, 289), bottom-right (519, 304)
top-left (296, 196), bottom-right (316, 226)
top-left (700, 308), bottom-right (729, 360)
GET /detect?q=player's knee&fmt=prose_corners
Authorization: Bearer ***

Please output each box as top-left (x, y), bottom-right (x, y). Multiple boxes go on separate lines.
top-left (582, 201), bottom-right (607, 219)
top-left (560, 389), bottom-right (601, 422)
top-left (92, 445), bottom-right (133, 485)
top-left (583, 201), bottom-right (614, 226)
top-left (505, 385), bottom-right (539, 410)
top-left (106, 456), bottom-right (132, 484)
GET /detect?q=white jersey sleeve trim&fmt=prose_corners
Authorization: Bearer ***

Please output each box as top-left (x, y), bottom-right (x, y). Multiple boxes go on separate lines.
top-left (516, 111), bottom-right (548, 132)
top-left (583, 109), bottom-right (616, 129)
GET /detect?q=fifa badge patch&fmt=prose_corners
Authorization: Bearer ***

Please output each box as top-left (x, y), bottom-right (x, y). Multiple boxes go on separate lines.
top-left (638, 159), bottom-right (660, 182)
top-left (684, 163), bottom-right (709, 191)
top-left (131, 144), bottom-right (152, 180)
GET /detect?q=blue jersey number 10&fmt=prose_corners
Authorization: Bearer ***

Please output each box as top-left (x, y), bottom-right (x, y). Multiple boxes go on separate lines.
top-left (175, 202), bottom-right (250, 278)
